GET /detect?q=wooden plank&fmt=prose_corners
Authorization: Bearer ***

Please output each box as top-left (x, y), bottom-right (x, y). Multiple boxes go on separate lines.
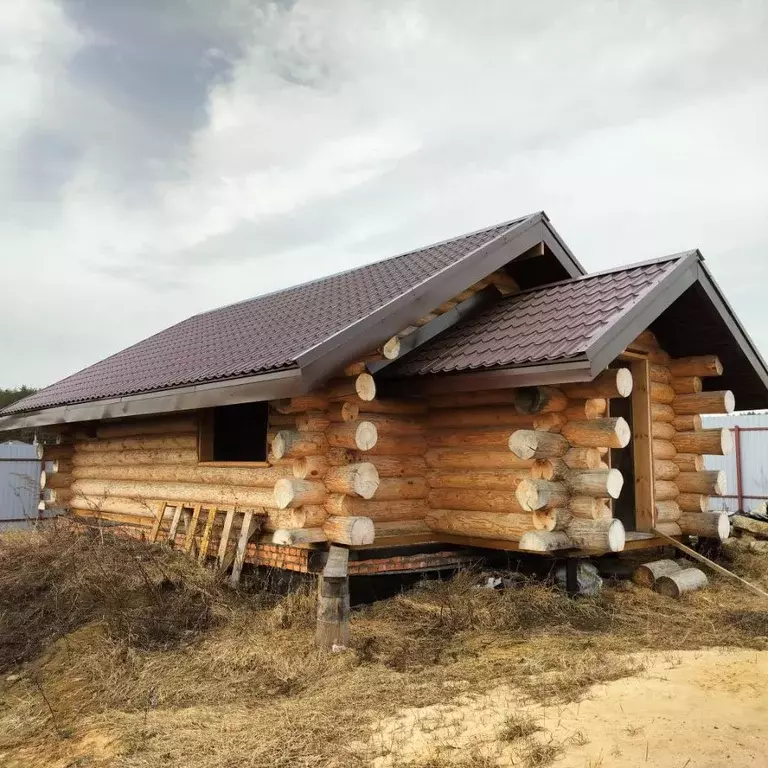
top-left (197, 507), bottom-right (217, 564)
top-left (167, 503), bottom-right (186, 545)
top-left (184, 504), bottom-right (202, 555)
top-left (229, 509), bottom-right (260, 586)
top-left (631, 358), bottom-right (655, 531)
top-left (149, 501), bottom-right (168, 543)
top-left (652, 528), bottom-right (768, 601)
top-left (216, 507), bottom-right (237, 568)
top-left (323, 545), bottom-right (349, 578)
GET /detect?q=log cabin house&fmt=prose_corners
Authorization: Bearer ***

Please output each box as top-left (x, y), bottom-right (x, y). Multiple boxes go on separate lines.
top-left (3, 211), bottom-right (768, 604)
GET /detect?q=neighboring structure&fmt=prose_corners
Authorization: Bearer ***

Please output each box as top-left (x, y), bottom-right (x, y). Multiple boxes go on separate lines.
top-left (1, 211), bottom-right (767, 576)
top-left (703, 412), bottom-right (768, 514)
top-left (0, 441), bottom-right (43, 530)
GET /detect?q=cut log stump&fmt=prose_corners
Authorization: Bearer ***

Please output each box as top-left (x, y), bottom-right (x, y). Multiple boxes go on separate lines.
top-left (632, 559), bottom-right (681, 588)
top-left (655, 567), bottom-right (709, 598)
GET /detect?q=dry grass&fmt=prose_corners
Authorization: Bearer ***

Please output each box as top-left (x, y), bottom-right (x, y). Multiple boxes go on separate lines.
top-left (0, 527), bottom-right (766, 768)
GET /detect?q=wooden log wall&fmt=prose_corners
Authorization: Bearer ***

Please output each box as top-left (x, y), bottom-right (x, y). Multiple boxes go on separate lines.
top-left (640, 331), bottom-right (733, 539)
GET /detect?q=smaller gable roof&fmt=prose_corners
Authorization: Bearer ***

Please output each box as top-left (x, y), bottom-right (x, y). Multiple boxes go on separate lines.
top-left (385, 252), bottom-right (768, 411)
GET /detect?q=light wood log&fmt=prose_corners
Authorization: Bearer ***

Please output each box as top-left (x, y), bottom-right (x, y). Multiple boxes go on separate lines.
top-left (630, 330), bottom-right (661, 351)
top-left (562, 399), bottom-right (607, 421)
top-left (326, 422), bottom-right (378, 451)
top-left (43, 488), bottom-right (73, 504)
top-left (567, 468), bottom-right (624, 499)
top-left (654, 480), bottom-right (680, 501)
top-left (429, 426), bottom-right (519, 449)
top-left (324, 463), bottom-right (380, 498)
top-left (364, 434), bottom-right (427, 455)
top-left (518, 530), bottom-right (572, 552)
top-left (653, 522), bottom-right (683, 536)
top-left (671, 376), bottom-right (702, 395)
top-left (569, 497), bottom-right (611, 520)
top-left (672, 415), bottom-right (702, 432)
top-left (272, 528), bottom-right (327, 546)
top-left (322, 516), bottom-right (375, 546)
top-left (655, 500), bottom-right (682, 522)
top-left (425, 508), bottom-right (532, 541)
top-left (426, 406), bottom-right (535, 430)
top-left (70, 463), bottom-right (291, 487)
top-left (74, 435), bottom-right (197, 453)
top-left (516, 479), bottom-right (568, 512)
top-left (44, 472), bottom-right (71, 490)
top-left (269, 411), bottom-right (297, 428)
top-left (271, 430), bottom-right (328, 459)
top-left (429, 389), bottom-right (518, 409)
top-left (673, 391), bottom-right (735, 415)
top-left (533, 412), bottom-right (568, 432)
top-left (357, 455), bottom-right (428, 477)
top-left (678, 512), bottom-right (730, 540)
top-left (655, 568), bottom-right (708, 597)
top-left (425, 449), bottom-right (534, 471)
top-left (369, 476), bottom-right (429, 501)
top-left (428, 488), bottom-right (523, 514)
top-left (531, 508), bottom-right (557, 531)
top-left (358, 413), bottom-right (424, 436)
top-left (326, 448), bottom-right (354, 466)
top-left (69, 496), bottom-right (160, 519)
top-left (566, 518), bottom-right (625, 551)
top-left (676, 471), bottom-right (726, 496)
top-left (650, 382), bottom-right (676, 404)
top-left (379, 335), bottom-right (401, 360)
top-left (672, 428), bottom-right (732, 456)
top-left (428, 470), bottom-right (528, 491)
top-left (652, 422), bottom-right (676, 440)
top-left (274, 479), bottom-right (326, 509)
top-left (649, 365), bottom-right (672, 385)
top-left (71, 479), bottom-right (279, 509)
top-left (292, 456), bottom-right (330, 480)
top-left (632, 559), bottom-right (681, 588)
top-left (373, 519), bottom-right (432, 538)
top-left (296, 411), bottom-right (332, 432)
top-left (71, 448), bottom-right (198, 467)
top-left (273, 395), bottom-right (330, 413)
top-left (674, 454), bottom-right (704, 472)
top-left (42, 445), bottom-right (73, 461)
top-left (653, 439), bottom-right (677, 460)
top-left (561, 418), bottom-right (631, 449)
top-left (344, 397), bottom-right (426, 415)
top-left (508, 430), bottom-right (569, 459)
top-left (343, 361), bottom-right (370, 378)
top-left (514, 387), bottom-right (568, 414)
top-left (654, 460), bottom-right (680, 481)
top-left (327, 402), bottom-right (359, 422)
top-left (326, 373), bottom-right (376, 402)
top-left (95, 416), bottom-right (198, 439)
top-left (651, 403), bottom-right (675, 422)
top-left (531, 459), bottom-right (570, 480)
top-left (562, 447), bottom-right (602, 470)
top-left (315, 572), bottom-right (349, 650)
top-left (678, 493), bottom-right (708, 512)
top-left (325, 496), bottom-right (428, 522)
top-left (562, 368), bottom-right (633, 399)
top-left (667, 355), bottom-right (723, 378)
top-left (268, 506), bottom-right (328, 531)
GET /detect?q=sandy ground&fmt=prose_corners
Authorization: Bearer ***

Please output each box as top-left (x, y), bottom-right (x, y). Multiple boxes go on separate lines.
top-left (368, 648), bottom-right (768, 767)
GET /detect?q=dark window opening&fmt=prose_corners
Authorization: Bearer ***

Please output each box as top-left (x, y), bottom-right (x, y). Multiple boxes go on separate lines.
top-left (200, 401), bottom-right (269, 462)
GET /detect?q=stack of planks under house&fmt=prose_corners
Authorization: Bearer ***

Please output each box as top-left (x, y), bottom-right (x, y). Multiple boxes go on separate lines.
top-left (41, 329), bottom-right (734, 574)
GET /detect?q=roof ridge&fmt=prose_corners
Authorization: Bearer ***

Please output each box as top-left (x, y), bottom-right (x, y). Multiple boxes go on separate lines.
top-left (195, 212), bottom-right (542, 318)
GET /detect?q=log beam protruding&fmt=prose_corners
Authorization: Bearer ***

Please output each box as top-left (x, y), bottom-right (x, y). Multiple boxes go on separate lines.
top-left (676, 470), bottom-right (726, 496)
top-left (518, 530), bottom-right (572, 552)
top-left (272, 430), bottom-right (328, 460)
top-left (274, 478), bottom-right (327, 509)
top-left (326, 373), bottom-right (376, 402)
top-left (562, 418), bottom-right (631, 449)
top-left (566, 518), bottom-right (626, 552)
top-left (324, 463), bottom-right (380, 498)
top-left (323, 516), bottom-right (375, 546)
top-left (673, 391), bottom-right (735, 415)
top-left (326, 422), bottom-right (378, 451)
top-left (672, 428), bottom-right (732, 456)
top-left (667, 355), bottom-right (723, 378)
top-left (513, 387), bottom-right (567, 415)
top-left (516, 479), bottom-right (569, 512)
top-left (678, 512), bottom-right (730, 540)
top-left (508, 430), bottom-right (569, 460)
top-left (562, 368), bottom-right (633, 399)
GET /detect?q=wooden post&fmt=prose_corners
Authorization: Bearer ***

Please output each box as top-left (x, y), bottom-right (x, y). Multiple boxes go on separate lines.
top-left (316, 545), bottom-right (350, 651)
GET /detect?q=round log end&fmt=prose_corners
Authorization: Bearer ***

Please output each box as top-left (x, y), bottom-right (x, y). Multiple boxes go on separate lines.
top-left (723, 390), bottom-right (735, 413)
top-left (39, 470), bottom-right (47, 491)
top-left (716, 512), bottom-right (731, 541)
top-left (273, 478), bottom-right (295, 510)
top-left (508, 430), bottom-right (536, 460)
top-left (353, 462), bottom-right (380, 499)
top-left (615, 417), bottom-right (631, 448)
top-left (616, 367), bottom-right (634, 397)
top-left (355, 421), bottom-right (378, 451)
top-left (341, 402), bottom-right (359, 422)
top-left (355, 373), bottom-right (377, 401)
top-left (714, 470), bottom-right (727, 497)
top-left (606, 468), bottom-right (624, 499)
top-left (272, 431), bottom-right (290, 460)
top-left (607, 519), bottom-right (626, 552)
top-left (720, 428), bottom-right (734, 456)
top-left (532, 508), bottom-right (556, 531)
top-left (381, 336), bottom-right (401, 360)
top-left (655, 568), bottom-right (709, 598)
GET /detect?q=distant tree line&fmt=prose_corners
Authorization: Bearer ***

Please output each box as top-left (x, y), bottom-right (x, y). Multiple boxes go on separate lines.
top-left (0, 387), bottom-right (38, 442)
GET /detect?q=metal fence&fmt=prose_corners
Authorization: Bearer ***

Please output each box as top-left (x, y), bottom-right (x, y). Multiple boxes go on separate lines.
top-left (702, 412), bottom-right (768, 514)
top-left (0, 440), bottom-right (43, 530)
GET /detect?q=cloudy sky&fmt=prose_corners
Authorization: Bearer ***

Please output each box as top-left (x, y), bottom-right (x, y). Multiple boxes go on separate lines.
top-left (1, 0), bottom-right (767, 389)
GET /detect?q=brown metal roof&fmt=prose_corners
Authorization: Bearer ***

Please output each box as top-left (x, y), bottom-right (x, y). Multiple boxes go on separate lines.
top-left (388, 256), bottom-right (685, 376)
top-left (5, 212), bottom-right (572, 419)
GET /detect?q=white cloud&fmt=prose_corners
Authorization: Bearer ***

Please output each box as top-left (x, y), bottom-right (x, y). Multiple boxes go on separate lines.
top-left (1, 0), bottom-right (767, 388)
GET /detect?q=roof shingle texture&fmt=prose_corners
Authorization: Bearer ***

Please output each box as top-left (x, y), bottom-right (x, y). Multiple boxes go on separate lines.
top-left (6, 217), bottom-right (531, 414)
top-left (388, 257), bottom-right (682, 376)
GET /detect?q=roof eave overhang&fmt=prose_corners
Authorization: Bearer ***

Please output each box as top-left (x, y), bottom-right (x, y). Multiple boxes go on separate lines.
top-left (0, 367), bottom-right (304, 431)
